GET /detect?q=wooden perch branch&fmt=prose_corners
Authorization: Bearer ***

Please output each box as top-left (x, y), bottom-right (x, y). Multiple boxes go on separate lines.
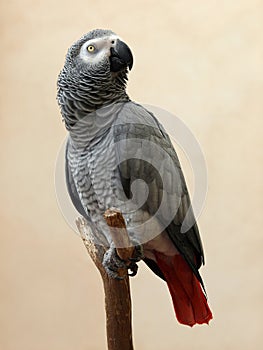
top-left (76, 208), bottom-right (134, 350)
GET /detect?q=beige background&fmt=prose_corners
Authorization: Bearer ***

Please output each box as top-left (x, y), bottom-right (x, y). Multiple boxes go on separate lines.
top-left (1, 1), bottom-right (262, 349)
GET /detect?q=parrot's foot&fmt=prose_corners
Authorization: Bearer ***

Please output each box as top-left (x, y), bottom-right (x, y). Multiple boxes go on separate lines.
top-left (102, 243), bottom-right (144, 279)
top-left (102, 246), bottom-right (127, 280)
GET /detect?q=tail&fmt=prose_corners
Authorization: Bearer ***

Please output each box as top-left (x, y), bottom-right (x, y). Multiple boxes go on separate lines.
top-left (154, 252), bottom-right (213, 327)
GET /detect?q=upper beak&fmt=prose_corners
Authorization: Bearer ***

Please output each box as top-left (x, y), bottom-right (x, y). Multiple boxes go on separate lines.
top-left (110, 39), bottom-right (133, 72)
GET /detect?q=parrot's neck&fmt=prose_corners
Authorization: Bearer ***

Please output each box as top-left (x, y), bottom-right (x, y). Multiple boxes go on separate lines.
top-left (67, 100), bottom-right (128, 147)
top-left (57, 69), bottom-right (129, 131)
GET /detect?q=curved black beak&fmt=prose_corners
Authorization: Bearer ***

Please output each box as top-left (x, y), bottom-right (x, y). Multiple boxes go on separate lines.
top-left (110, 39), bottom-right (133, 72)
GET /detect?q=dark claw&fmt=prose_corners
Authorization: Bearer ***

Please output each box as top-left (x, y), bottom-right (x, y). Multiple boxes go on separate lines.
top-left (128, 262), bottom-right (138, 277)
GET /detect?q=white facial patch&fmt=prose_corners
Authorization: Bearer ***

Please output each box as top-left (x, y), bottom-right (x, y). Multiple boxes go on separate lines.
top-left (79, 35), bottom-right (119, 65)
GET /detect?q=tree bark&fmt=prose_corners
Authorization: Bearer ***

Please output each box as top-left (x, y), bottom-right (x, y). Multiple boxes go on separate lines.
top-left (76, 208), bottom-right (134, 350)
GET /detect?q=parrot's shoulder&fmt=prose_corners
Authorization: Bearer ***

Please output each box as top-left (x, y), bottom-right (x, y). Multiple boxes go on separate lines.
top-left (117, 100), bottom-right (158, 123)
top-left (113, 101), bottom-right (182, 168)
top-left (113, 101), bottom-right (168, 141)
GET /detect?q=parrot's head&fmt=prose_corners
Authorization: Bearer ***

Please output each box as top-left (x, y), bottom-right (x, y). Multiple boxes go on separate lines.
top-left (57, 29), bottom-right (133, 129)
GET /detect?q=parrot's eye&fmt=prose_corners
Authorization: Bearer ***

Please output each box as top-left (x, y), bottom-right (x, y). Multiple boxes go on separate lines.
top-left (87, 45), bottom-right (95, 53)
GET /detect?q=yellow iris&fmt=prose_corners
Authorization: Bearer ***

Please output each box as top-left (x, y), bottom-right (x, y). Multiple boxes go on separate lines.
top-left (87, 45), bottom-right (95, 52)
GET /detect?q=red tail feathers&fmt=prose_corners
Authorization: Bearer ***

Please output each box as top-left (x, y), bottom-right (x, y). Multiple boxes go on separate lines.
top-left (155, 252), bottom-right (213, 327)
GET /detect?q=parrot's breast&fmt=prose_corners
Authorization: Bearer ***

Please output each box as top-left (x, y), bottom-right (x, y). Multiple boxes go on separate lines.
top-left (67, 127), bottom-right (119, 243)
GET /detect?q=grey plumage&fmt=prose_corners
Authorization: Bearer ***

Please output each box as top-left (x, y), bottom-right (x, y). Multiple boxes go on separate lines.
top-left (57, 29), bottom-right (205, 287)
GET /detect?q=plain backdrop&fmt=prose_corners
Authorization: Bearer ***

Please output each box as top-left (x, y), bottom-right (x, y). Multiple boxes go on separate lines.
top-left (1, 1), bottom-right (262, 349)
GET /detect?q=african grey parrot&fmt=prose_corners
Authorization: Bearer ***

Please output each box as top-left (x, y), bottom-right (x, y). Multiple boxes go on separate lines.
top-left (57, 29), bottom-right (212, 326)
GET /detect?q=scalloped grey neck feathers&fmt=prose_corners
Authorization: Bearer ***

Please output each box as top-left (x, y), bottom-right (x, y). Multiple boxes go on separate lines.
top-left (57, 29), bottom-right (130, 131)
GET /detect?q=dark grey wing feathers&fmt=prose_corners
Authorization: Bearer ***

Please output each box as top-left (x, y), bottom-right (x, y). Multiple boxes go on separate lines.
top-left (113, 102), bottom-right (205, 288)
